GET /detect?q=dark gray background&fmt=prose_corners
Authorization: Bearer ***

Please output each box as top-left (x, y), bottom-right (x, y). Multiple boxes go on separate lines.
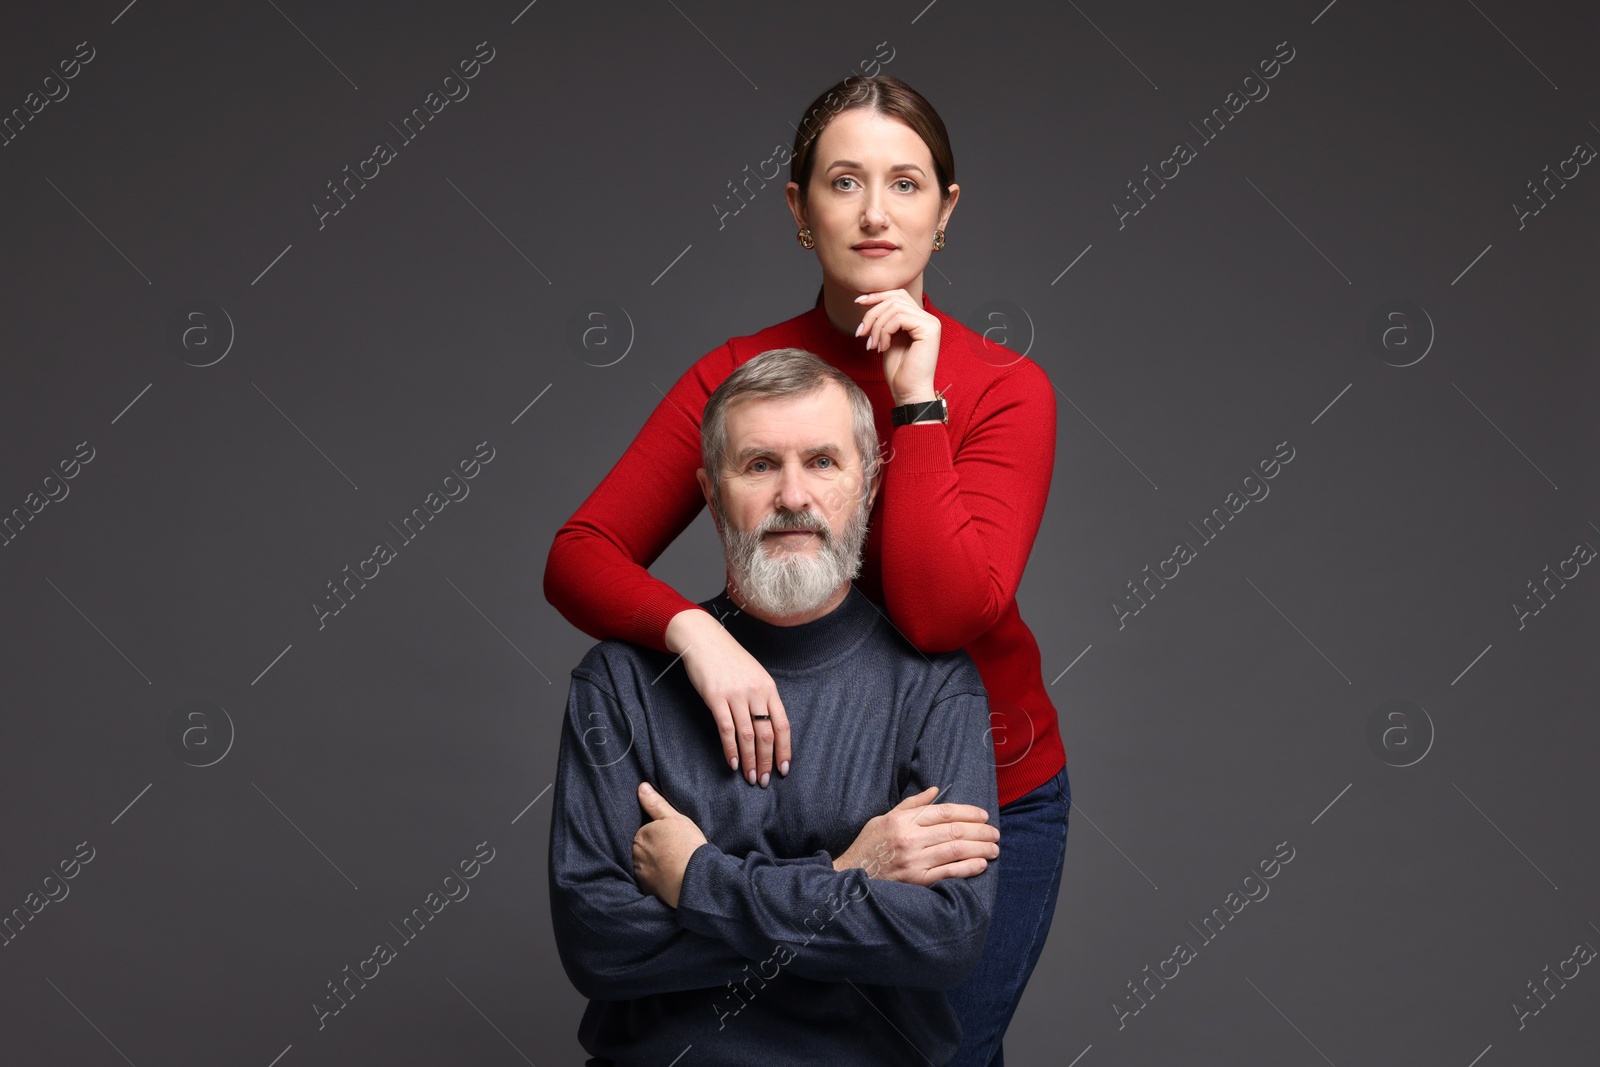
top-left (2, 0), bottom-right (1595, 1063)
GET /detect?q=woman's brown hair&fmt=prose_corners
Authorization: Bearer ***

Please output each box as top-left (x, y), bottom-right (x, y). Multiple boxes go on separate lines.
top-left (788, 76), bottom-right (956, 307)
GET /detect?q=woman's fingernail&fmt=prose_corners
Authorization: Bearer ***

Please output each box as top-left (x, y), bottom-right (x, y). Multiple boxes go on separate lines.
top-left (854, 322), bottom-right (864, 336)
top-left (779, 760), bottom-right (790, 775)
top-left (730, 756), bottom-right (739, 771)
top-left (760, 772), bottom-right (770, 788)
top-left (746, 769), bottom-right (757, 785)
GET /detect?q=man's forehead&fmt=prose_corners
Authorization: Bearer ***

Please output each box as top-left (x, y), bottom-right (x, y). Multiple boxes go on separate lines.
top-left (722, 385), bottom-right (855, 447)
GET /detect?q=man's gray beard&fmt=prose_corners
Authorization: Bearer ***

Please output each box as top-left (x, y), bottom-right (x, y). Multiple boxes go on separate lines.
top-left (720, 498), bottom-right (870, 618)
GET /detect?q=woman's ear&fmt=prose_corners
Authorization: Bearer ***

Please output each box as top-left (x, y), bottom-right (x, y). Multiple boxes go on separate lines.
top-left (940, 183), bottom-right (961, 228)
top-left (784, 182), bottom-right (807, 230)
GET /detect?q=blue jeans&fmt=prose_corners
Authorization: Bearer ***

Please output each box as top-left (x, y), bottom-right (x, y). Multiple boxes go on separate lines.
top-left (945, 764), bottom-right (1071, 1067)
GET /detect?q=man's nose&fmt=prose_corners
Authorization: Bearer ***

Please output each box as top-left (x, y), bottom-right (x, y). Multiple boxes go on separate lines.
top-left (775, 461), bottom-right (811, 511)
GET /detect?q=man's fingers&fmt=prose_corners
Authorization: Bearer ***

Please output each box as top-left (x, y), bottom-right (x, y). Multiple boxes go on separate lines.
top-left (924, 857), bottom-right (989, 883)
top-left (921, 821), bottom-right (999, 882)
top-left (928, 838), bottom-right (1000, 867)
top-left (913, 802), bottom-right (991, 826)
top-left (637, 782), bottom-right (677, 820)
top-left (919, 820), bottom-right (1000, 846)
top-left (892, 786), bottom-right (941, 811)
top-left (885, 822), bottom-right (998, 866)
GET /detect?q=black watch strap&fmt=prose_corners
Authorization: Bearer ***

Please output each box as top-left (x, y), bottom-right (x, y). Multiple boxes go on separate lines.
top-left (891, 394), bottom-right (947, 427)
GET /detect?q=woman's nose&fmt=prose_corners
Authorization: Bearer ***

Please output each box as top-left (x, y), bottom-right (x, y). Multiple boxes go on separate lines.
top-left (861, 193), bottom-right (888, 226)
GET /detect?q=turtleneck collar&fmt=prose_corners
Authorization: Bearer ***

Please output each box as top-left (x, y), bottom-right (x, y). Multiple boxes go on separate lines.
top-left (795, 292), bottom-right (944, 380)
top-left (699, 584), bottom-right (883, 675)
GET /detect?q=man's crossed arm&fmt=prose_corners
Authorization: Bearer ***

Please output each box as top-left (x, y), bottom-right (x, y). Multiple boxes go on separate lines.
top-left (632, 780), bottom-right (998, 906)
top-left (547, 671), bottom-right (999, 1003)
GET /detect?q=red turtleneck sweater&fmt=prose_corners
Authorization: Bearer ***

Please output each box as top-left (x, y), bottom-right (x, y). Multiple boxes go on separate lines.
top-left (542, 293), bottom-right (1065, 805)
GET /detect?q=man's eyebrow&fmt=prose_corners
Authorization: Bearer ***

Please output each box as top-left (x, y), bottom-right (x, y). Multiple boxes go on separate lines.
top-left (823, 160), bottom-right (926, 176)
top-left (731, 443), bottom-right (846, 464)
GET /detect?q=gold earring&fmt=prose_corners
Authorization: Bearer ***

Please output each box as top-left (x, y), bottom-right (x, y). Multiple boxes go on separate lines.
top-left (797, 228), bottom-right (815, 249)
top-left (933, 228), bottom-right (946, 252)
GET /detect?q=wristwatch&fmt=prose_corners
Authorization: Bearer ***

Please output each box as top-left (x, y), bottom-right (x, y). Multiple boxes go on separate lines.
top-left (890, 393), bottom-right (948, 427)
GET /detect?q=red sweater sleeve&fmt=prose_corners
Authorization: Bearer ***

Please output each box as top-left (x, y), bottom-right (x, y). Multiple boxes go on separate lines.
top-left (542, 343), bottom-right (736, 652)
top-left (878, 359), bottom-right (1057, 653)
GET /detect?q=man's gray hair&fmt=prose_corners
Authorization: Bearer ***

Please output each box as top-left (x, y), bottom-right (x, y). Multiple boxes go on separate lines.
top-left (701, 348), bottom-right (880, 511)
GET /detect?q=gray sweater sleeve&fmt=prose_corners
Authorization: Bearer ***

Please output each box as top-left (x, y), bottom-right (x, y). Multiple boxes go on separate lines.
top-left (548, 672), bottom-right (791, 1001)
top-left (674, 678), bottom-right (999, 991)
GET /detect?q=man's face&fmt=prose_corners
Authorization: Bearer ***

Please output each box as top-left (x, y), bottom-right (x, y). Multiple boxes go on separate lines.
top-left (699, 382), bottom-right (876, 617)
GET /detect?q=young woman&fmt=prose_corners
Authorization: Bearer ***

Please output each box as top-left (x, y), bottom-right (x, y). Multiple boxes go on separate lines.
top-left (544, 75), bottom-right (1068, 1066)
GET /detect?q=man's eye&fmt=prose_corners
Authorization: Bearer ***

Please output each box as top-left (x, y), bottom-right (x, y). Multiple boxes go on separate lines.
top-left (749, 460), bottom-right (771, 473)
top-left (814, 456), bottom-right (834, 468)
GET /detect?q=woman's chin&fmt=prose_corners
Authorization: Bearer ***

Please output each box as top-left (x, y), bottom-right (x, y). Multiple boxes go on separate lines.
top-left (830, 264), bottom-right (917, 294)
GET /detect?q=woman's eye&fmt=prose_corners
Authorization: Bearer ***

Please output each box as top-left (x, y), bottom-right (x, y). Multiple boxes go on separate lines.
top-left (894, 179), bottom-right (916, 192)
top-left (834, 177), bottom-right (857, 191)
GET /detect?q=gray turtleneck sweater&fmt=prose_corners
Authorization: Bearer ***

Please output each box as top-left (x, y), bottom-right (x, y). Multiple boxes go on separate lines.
top-left (547, 585), bottom-right (998, 1066)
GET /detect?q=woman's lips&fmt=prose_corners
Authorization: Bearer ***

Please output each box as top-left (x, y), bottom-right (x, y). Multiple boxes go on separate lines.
top-left (853, 246), bottom-right (895, 258)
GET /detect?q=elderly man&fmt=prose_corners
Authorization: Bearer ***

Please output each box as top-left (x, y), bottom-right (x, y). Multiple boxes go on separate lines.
top-left (547, 348), bottom-right (1000, 1066)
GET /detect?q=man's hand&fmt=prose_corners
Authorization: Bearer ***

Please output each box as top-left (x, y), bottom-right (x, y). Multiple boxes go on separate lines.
top-left (831, 786), bottom-right (999, 885)
top-left (632, 782), bottom-right (709, 908)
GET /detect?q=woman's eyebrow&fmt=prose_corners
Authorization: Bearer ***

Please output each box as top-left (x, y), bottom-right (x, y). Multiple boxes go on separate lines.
top-left (824, 160), bottom-right (927, 176)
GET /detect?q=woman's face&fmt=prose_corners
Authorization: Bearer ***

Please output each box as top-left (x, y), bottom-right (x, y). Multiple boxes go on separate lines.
top-left (786, 109), bottom-right (957, 296)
